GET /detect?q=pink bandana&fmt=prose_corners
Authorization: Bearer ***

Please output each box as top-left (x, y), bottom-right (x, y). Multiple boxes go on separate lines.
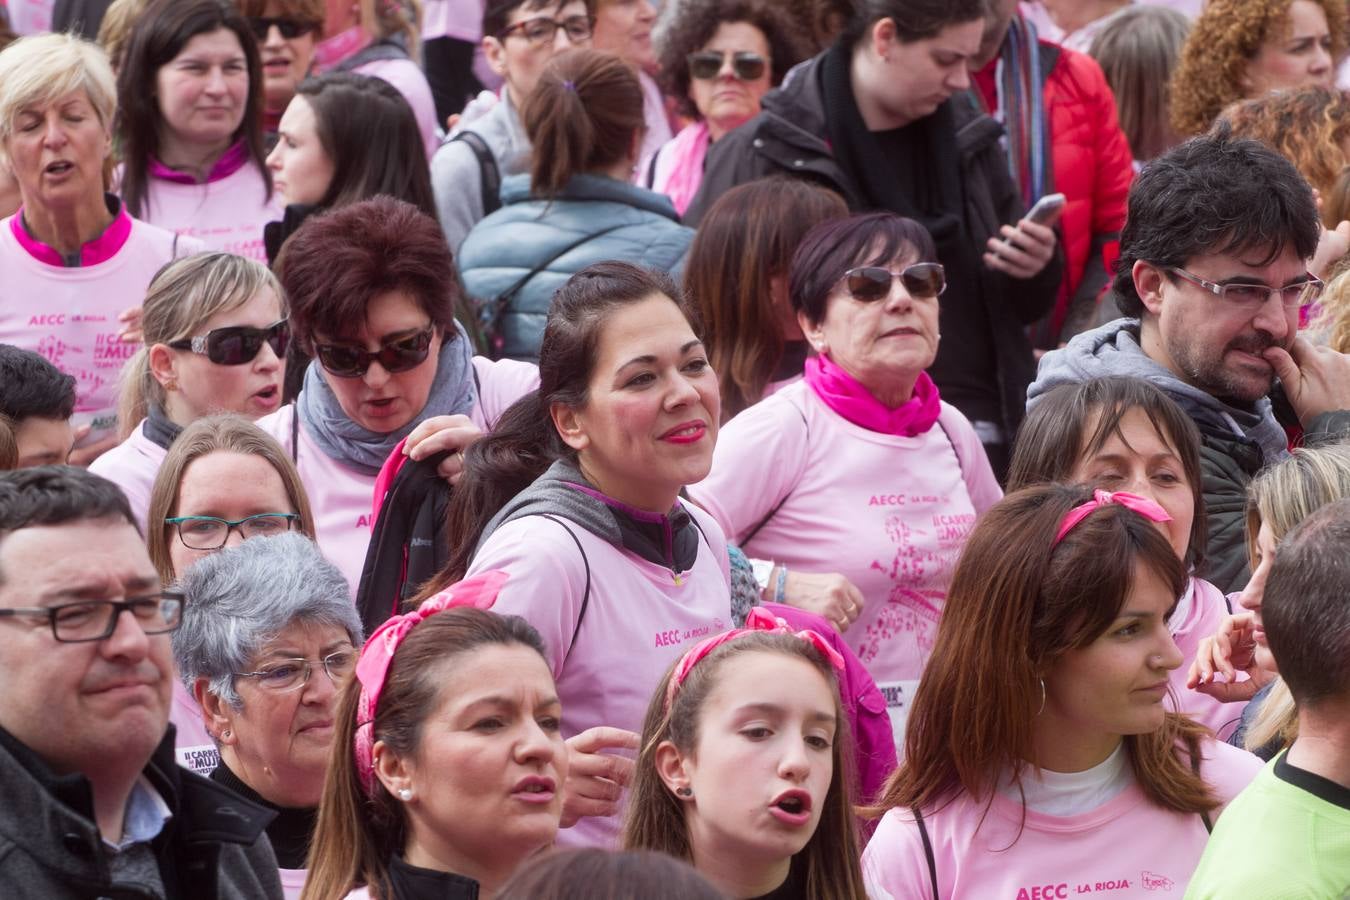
top-left (665, 606), bottom-right (846, 710)
top-left (353, 569), bottom-right (509, 795)
top-left (804, 353), bottom-right (941, 437)
top-left (1054, 490), bottom-right (1171, 546)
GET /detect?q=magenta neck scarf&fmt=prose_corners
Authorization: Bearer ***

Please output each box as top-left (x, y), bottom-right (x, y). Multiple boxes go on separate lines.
top-left (804, 353), bottom-right (940, 437)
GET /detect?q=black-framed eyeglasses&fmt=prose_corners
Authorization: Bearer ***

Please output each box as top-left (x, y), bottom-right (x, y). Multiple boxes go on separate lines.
top-left (687, 50), bottom-right (767, 81)
top-left (0, 592), bottom-right (185, 643)
top-left (840, 263), bottom-right (947, 302)
top-left (313, 324), bottom-right (436, 379)
top-left (247, 16), bottom-right (320, 40)
top-left (167, 319), bottom-right (290, 366)
top-left (1166, 267), bottom-right (1323, 310)
top-left (164, 513), bottom-right (300, 550)
top-left (235, 647), bottom-right (357, 693)
top-left (498, 14), bottom-right (595, 45)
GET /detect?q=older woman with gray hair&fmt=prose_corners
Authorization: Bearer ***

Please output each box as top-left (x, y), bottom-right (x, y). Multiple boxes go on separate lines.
top-left (174, 532), bottom-right (361, 899)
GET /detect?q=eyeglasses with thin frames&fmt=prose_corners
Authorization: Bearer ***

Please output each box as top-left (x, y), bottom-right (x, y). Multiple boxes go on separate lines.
top-left (234, 648), bottom-right (357, 693)
top-left (1166, 266), bottom-right (1324, 310)
top-left (0, 592), bottom-right (185, 643)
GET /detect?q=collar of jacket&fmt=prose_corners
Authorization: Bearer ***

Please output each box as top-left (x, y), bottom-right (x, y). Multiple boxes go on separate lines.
top-left (499, 172), bottom-right (680, 221)
top-left (0, 723), bottom-right (275, 895)
top-left (385, 854), bottom-right (480, 900)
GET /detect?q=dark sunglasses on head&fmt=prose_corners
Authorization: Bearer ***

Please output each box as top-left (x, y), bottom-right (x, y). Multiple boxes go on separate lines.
top-left (687, 50), bottom-right (767, 81)
top-left (314, 325), bottom-right (436, 378)
top-left (167, 318), bottom-right (290, 365)
top-left (247, 16), bottom-right (319, 40)
top-left (843, 263), bottom-right (947, 302)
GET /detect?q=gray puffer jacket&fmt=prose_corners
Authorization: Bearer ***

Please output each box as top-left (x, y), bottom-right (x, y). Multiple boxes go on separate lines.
top-left (457, 173), bottom-right (693, 362)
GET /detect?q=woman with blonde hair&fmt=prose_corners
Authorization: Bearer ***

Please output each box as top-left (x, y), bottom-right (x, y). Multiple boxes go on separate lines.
top-left (1169, 0), bottom-right (1348, 138)
top-left (1188, 442), bottom-right (1350, 758)
top-left (1217, 86), bottom-right (1350, 227)
top-left (1087, 5), bottom-right (1191, 166)
top-left (145, 413), bottom-right (318, 772)
top-left (91, 251), bottom-right (288, 528)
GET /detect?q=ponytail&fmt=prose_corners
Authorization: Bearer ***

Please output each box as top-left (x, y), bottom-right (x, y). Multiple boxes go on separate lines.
top-left (521, 48), bottom-right (645, 197)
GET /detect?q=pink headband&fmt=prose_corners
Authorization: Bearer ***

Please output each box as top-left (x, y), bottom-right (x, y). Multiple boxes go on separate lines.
top-left (665, 607), bottom-right (846, 710)
top-left (353, 570), bottom-right (509, 796)
top-left (1054, 490), bottom-right (1171, 546)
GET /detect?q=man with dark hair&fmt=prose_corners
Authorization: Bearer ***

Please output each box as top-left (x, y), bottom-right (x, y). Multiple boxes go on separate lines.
top-left (1030, 132), bottom-right (1350, 591)
top-left (1186, 498), bottom-right (1350, 898)
top-left (685, 0), bottom-right (1062, 476)
top-left (0, 343), bottom-right (77, 468)
top-left (431, 0), bottom-right (594, 252)
top-left (0, 467), bottom-right (282, 898)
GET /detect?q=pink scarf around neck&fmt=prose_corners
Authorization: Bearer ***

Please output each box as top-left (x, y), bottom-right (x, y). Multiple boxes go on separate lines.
top-left (656, 121), bottom-right (711, 217)
top-left (804, 353), bottom-right (941, 437)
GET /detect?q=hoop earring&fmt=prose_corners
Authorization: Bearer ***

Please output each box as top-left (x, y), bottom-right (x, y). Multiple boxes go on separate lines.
top-left (1036, 678), bottom-right (1046, 717)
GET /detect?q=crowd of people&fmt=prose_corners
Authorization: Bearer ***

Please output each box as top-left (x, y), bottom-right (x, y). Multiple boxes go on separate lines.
top-left (1, 0), bottom-right (1349, 897)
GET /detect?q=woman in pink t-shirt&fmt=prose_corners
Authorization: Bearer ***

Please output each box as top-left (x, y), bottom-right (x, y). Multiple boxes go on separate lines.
top-left (115, 0), bottom-right (279, 261)
top-left (623, 614), bottom-right (867, 899)
top-left (863, 484), bottom-right (1262, 899)
top-left (688, 212), bottom-right (1003, 745)
top-left (1007, 376), bottom-right (1237, 736)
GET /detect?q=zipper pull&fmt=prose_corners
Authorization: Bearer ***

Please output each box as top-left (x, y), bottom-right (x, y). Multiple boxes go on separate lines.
top-left (672, 572), bottom-right (683, 586)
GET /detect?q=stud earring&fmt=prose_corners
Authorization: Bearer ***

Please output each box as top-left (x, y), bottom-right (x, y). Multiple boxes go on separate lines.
top-left (221, 730), bottom-right (231, 739)
top-left (676, 787), bottom-right (693, 798)
top-left (398, 788), bottom-right (413, 802)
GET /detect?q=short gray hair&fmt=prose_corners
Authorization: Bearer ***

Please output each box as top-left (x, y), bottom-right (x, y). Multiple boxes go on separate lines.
top-left (0, 33), bottom-right (117, 152)
top-left (173, 533), bottom-right (361, 708)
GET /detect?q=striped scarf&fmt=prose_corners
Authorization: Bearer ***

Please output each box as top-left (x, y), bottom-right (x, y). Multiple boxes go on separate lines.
top-left (994, 15), bottom-right (1052, 206)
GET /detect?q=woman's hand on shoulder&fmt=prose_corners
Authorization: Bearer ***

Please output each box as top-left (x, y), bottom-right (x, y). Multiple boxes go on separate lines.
top-left (403, 414), bottom-right (483, 485)
top-left (560, 726), bottom-right (640, 828)
top-left (1185, 611), bottom-right (1274, 703)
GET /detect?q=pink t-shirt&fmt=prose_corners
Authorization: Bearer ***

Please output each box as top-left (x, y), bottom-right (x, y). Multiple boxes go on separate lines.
top-left (280, 868), bottom-right (306, 900)
top-left (0, 208), bottom-right (199, 443)
top-left (6, 0), bottom-right (52, 33)
top-left (89, 419), bottom-right (168, 531)
top-left (862, 738), bottom-right (1262, 899)
top-left (171, 680), bottom-right (220, 777)
top-left (1169, 578), bottom-right (1238, 736)
top-left (354, 57), bottom-right (442, 159)
top-left (256, 356), bottom-right (538, 592)
top-left (466, 502), bottom-right (733, 849)
top-left (688, 381), bottom-right (1002, 743)
top-left (138, 160), bottom-right (279, 262)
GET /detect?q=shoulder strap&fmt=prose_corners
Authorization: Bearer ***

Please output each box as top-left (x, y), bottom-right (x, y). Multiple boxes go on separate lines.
top-left (738, 399), bottom-right (809, 546)
top-left (933, 408), bottom-right (968, 482)
top-left (913, 806), bottom-right (940, 900)
top-left (1190, 748), bottom-right (1215, 833)
top-left (452, 130), bottom-right (501, 216)
top-left (538, 514), bottom-right (590, 665)
top-left (289, 403), bottom-right (300, 465)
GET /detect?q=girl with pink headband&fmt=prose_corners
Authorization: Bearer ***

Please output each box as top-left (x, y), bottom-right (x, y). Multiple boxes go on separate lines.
top-left (302, 571), bottom-right (568, 900)
top-left (862, 484), bottom-right (1263, 898)
top-left (623, 607), bottom-right (867, 900)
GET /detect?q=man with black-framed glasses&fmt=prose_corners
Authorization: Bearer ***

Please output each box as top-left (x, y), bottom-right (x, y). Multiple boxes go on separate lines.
top-left (0, 466), bottom-right (282, 899)
top-left (1030, 131), bottom-right (1350, 593)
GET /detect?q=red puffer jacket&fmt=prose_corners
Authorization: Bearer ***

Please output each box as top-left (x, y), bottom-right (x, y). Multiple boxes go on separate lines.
top-left (975, 40), bottom-right (1134, 345)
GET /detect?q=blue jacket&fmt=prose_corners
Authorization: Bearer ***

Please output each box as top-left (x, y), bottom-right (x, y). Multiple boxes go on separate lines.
top-left (457, 173), bottom-right (693, 361)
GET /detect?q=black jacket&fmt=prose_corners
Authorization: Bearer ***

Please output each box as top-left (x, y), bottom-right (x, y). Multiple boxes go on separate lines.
top-left (0, 725), bottom-right (283, 900)
top-left (686, 53), bottom-right (1061, 439)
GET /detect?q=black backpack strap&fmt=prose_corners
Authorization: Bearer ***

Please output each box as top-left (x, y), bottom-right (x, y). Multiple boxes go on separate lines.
top-left (480, 223), bottom-right (627, 358)
top-left (452, 130), bottom-right (502, 216)
top-left (538, 514), bottom-right (590, 664)
top-left (1190, 747), bottom-right (1215, 833)
top-left (913, 806), bottom-right (940, 900)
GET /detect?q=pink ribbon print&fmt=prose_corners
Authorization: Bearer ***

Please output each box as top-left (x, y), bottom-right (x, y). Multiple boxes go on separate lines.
top-left (353, 569), bottom-right (509, 795)
top-left (1053, 489), bottom-right (1171, 547)
top-left (665, 607), bottom-right (847, 710)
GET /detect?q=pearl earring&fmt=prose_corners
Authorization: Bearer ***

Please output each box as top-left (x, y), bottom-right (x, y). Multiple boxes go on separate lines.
top-left (398, 788), bottom-right (413, 802)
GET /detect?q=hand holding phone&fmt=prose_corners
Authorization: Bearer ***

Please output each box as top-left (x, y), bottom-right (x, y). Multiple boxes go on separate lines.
top-left (1026, 192), bottom-right (1066, 227)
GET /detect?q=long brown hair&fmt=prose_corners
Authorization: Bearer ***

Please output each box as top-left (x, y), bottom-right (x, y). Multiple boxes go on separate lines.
top-left (146, 414), bottom-right (315, 584)
top-left (1009, 376), bottom-right (1207, 574)
top-left (521, 48), bottom-right (645, 197)
top-left (302, 608), bottom-right (549, 900)
top-left (875, 484), bottom-right (1216, 826)
top-left (622, 632), bottom-right (867, 900)
top-left (684, 177), bottom-right (847, 420)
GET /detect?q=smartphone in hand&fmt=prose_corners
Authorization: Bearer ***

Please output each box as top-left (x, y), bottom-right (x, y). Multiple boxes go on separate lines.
top-left (1026, 192), bottom-right (1066, 226)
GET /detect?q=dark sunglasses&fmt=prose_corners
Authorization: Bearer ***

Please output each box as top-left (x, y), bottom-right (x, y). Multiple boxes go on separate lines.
top-left (687, 50), bottom-right (767, 81)
top-left (167, 318), bottom-right (290, 365)
top-left (843, 263), bottom-right (947, 302)
top-left (314, 325), bottom-right (436, 378)
top-left (247, 16), bottom-right (320, 40)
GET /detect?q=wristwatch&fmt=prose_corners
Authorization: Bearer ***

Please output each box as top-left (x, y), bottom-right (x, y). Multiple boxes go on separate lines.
top-left (750, 557), bottom-right (775, 593)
